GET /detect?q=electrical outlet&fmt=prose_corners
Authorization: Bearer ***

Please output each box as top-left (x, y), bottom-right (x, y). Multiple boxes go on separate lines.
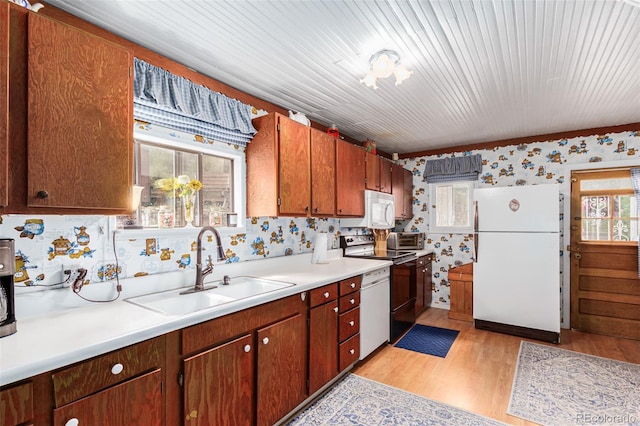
top-left (62, 264), bottom-right (82, 287)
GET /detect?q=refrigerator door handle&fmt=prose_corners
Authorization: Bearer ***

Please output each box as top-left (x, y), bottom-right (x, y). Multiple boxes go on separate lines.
top-left (473, 201), bottom-right (479, 263)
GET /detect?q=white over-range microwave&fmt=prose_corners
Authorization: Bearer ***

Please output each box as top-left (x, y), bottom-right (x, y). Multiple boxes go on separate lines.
top-left (341, 190), bottom-right (396, 229)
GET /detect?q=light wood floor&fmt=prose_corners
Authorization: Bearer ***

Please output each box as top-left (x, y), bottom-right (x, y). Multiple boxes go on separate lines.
top-left (352, 307), bottom-right (640, 425)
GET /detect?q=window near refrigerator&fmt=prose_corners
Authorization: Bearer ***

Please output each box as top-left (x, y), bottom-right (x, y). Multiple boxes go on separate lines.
top-left (428, 181), bottom-right (475, 233)
top-left (135, 140), bottom-right (237, 228)
top-left (580, 175), bottom-right (638, 242)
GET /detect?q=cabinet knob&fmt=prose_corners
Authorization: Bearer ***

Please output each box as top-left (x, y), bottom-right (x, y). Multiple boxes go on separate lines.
top-left (65, 419), bottom-right (79, 426)
top-left (313, 207), bottom-right (319, 213)
top-left (111, 363), bottom-right (124, 375)
top-left (333, 307), bottom-right (338, 313)
top-left (305, 206), bottom-right (310, 212)
top-left (350, 298), bottom-right (355, 305)
top-left (324, 292), bottom-right (330, 298)
top-left (262, 337), bottom-right (269, 345)
top-left (244, 344), bottom-right (251, 353)
top-left (300, 293), bottom-right (306, 301)
top-left (186, 410), bottom-right (198, 420)
top-left (350, 282), bottom-right (356, 288)
top-left (36, 190), bottom-right (49, 199)
top-left (349, 349), bottom-right (355, 355)
top-left (349, 320), bottom-right (355, 326)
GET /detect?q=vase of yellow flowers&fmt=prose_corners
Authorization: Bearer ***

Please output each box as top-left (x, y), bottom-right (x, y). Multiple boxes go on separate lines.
top-left (154, 175), bottom-right (203, 227)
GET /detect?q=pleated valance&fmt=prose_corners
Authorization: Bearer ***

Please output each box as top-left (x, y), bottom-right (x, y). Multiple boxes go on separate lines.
top-left (133, 58), bottom-right (257, 146)
top-left (423, 154), bottom-right (483, 183)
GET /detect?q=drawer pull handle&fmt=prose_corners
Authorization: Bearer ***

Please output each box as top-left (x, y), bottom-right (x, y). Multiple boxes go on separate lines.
top-left (333, 307), bottom-right (338, 313)
top-left (350, 298), bottom-right (355, 304)
top-left (350, 283), bottom-right (356, 288)
top-left (111, 363), bottom-right (124, 375)
top-left (349, 320), bottom-right (355, 326)
top-left (65, 419), bottom-right (79, 426)
top-left (324, 292), bottom-right (330, 298)
top-left (244, 344), bottom-right (251, 353)
top-left (262, 337), bottom-right (269, 345)
top-left (349, 349), bottom-right (355, 355)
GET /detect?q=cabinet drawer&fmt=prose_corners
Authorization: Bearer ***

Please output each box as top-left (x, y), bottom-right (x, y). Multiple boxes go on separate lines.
top-left (338, 291), bottom-right (360, 313)
top-left (52, 337), bottom-right (163, 407)
top-left (338, 307), bottom-right (360, 342)
top-left (339, 333), bottom-right (360, 371)
top-left (0, 381), bottom-right (33, 425)
top-left (309, 283), bottom-right (338, 308)
top-left (53, 369), bottom-right (163, 426)
top-left (338, 275), bottom-right (361, 296)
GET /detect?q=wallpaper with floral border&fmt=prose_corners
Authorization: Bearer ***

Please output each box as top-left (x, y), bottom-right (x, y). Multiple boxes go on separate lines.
top-left (396, 130), bottom-right (639, 309)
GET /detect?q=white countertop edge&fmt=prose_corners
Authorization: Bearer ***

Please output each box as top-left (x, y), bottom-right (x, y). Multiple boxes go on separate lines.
top-left (0, 253), bottom-right (394, 387)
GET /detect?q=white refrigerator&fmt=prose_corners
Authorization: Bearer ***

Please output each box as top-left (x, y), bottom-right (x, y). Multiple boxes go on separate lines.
top-left (473, 184), bottom-right (560, 343)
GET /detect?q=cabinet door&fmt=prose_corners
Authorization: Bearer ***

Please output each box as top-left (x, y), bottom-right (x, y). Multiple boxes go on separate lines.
top-left (53, 369), bottom-right (163, 426)
top-left (256, 313), bottom-right (306, 426)
top-left (0, 381), bottom-right (33, 426)
top-left (336, 141), bottom-right (365, 216)
top-left (415, 260), bottom-right (425, 315)
top-left (183, 334), bottom-right (254, 426)
top-left (391, 163), bottom-right (404, 219)
top-left (422, 255), bottom-right (433, 308)
top-left (310, 129), bottom-right (335, 215)
top-left (365, 152), bottom-right (380, 191)
top-left (27, 13), bottom-right (132, 210)
top-left (308, 300), bottom-right (338, 395)
top-left (278, 115), bottom-right (311, 215)
top-left (379, 157), bottom-right (393, 194)
top-left (0, 3), bottom-right (8, 208)
top-left (403, 168), bottom-right (414, 219)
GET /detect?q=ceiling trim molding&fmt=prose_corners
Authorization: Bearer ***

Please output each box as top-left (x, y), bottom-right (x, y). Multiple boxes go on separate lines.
top-left (404, 122), bottom-right (640, 159)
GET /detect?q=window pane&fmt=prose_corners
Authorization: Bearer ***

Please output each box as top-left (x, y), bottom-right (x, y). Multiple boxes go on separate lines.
top-left (202, 155), bottom-right (233, 226)
top-left (582, 219), bottom-right (611, 241)
top-left (580, 177), bottom-right (632, 191)
top-left (582, 196), bottom-right (609, 218)
top-left (177, 151), bottom-right (199, 227)
top-left (434, 182), bottom-right (471, 229)
top-left (139, 144), bottom-right (176, 227)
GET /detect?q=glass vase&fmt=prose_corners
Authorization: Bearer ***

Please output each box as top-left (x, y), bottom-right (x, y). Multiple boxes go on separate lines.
top-left (183, 195), bottom-right (196, 227)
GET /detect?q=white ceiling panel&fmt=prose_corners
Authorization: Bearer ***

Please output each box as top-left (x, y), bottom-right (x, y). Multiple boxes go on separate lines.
top-left (43, 0), bottom-right (640, 154)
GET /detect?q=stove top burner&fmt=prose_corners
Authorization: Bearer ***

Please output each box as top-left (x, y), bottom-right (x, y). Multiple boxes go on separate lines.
top-left (340, 235), bottom-right (417, 264)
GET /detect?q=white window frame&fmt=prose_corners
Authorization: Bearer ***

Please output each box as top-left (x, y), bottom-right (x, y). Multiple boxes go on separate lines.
top-left (121, 130), bottom-right (246, 236)
top-left (428, 180), bottom-right (475, 234)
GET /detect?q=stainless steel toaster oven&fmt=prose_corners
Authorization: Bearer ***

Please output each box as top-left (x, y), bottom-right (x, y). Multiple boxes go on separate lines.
top-left (387, 232), bottom-right (425, 250)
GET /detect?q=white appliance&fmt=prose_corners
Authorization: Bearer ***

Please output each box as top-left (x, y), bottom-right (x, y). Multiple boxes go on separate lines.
top-left (341, 190), bottom-right (395, 229)
top-left (359, 266), bottom-right (391, 360)
top-left (473, 184), bottom-right (560, 343)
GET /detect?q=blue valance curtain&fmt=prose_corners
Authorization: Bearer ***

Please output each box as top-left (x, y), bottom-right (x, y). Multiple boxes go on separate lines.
top-left (631, 167), bottom-right (640, 277)
top-left (133, 58), bottom-right (257, 146)
top-left (423, 154), bottom-right (483, 183)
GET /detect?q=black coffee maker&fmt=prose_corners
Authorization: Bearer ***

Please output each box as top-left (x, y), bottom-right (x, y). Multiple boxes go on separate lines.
top-left (0, 238), bottom-right (16, 338)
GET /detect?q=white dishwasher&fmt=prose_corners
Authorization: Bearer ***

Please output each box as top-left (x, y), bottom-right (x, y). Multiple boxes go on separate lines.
top-left (359, 266), bottom-right (390, 360)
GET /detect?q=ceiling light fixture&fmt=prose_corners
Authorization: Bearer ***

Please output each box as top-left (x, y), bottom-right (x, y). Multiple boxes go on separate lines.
top-left (360, 50), bottom-right (412, 89)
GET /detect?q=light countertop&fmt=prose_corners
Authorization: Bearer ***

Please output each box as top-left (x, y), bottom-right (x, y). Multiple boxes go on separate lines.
top-left (0, 251), bottom-right (393, 387)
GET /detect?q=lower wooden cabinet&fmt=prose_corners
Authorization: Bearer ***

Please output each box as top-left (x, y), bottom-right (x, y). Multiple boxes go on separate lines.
top-left (183, 334), bottom-right (254, 425)
top-left (52, 369), bottom-right (163, 426)
top-left (448, 263), bottom-right (474, 322)
top-left (256, 313), bottom-right (306, 426)
top-left (308, 286), bottom-right (339, 395)
top-left (179, 293), bottom-right (308, 426)
top-left (0, 381), bottom-right (33, 426)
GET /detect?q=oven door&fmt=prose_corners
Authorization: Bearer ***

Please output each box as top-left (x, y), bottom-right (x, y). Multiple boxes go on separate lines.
top-left (390, 259), bottom-right (417, 342)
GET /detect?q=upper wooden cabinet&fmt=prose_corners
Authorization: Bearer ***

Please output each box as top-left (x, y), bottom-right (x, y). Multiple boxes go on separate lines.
top-left (365, 153), bottom-right (392, 194)
top-left (336, 141), bottom-right (365, 216)
top-left (0, 3), bottom-right (8, 208)
top-left (310, 128), bottom-right (336, 215)
top-left (26, 13), bottom-right (132, 211)
top-left (392, 163), bottom-right (414, 220)
top-left (247, 113), bottom-right (312, 217)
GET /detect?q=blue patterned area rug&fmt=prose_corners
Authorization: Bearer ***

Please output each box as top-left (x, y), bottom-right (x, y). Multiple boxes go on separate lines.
top-left (394, 324), bottom-right (459, 358)
top-left (508, 341), bottom-right (640, 425)
top-left (287, 374), bottom-right (507, 425)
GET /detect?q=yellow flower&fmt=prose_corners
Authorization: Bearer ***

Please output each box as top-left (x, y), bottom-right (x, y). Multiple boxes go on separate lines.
top-left (154, 175), bottom-right (202, 198)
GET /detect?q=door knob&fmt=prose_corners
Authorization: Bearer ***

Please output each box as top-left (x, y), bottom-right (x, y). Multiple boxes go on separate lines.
top-left (574, 253), bottom-right (582, 259)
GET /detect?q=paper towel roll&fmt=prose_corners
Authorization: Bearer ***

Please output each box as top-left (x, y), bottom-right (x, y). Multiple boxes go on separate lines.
top-left (311, 233), bottom-right (328, 264)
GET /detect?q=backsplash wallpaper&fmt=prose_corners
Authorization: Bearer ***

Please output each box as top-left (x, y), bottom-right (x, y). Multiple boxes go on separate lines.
top-left (397, 129), bottom-right (639, 310)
